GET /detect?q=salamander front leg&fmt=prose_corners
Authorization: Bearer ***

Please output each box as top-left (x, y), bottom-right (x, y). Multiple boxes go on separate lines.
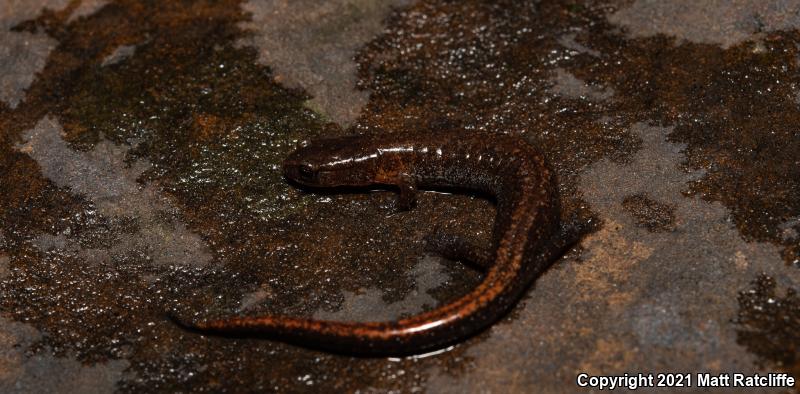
top-left (424, 229), bottom-right (495, 271)
top-left (395, 177), bottom-right (418, 211)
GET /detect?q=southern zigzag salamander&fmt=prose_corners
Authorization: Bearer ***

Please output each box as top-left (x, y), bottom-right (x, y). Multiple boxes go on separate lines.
top-left (174, 131), bottom-right (570, 355)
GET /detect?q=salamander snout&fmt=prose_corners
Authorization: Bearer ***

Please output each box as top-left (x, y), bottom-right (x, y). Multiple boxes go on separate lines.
top-left (283, 160), bottom-right (319, 185)
top-left (283, 136), bottom-right (380, 188)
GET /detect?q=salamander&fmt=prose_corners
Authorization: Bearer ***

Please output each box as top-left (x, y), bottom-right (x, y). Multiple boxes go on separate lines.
top-left (174, 130), bottom-right (572, 355)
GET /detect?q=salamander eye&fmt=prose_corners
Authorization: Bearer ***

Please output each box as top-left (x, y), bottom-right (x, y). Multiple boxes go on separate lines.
top-left (298, 165), bottom-right (316, 181)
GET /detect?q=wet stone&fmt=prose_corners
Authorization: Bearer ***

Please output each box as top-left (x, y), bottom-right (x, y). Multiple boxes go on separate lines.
top-left (736, 274), bottom-right (800, 377)
top-left (0, 0), bottom-right (799, 392)
top-left (621, 193), bottom-right (677, 233)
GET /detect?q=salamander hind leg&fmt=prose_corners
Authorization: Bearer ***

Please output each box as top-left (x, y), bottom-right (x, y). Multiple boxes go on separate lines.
top-left (424, 229), bottom-right (495, 271)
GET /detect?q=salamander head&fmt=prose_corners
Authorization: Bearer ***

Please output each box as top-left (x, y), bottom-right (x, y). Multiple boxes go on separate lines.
top-left (283, 135), bottom-right (379, 188)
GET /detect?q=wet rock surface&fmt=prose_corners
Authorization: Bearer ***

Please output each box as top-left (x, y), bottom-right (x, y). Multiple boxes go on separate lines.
top-left (0, 0), bottom-right (798, 392)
